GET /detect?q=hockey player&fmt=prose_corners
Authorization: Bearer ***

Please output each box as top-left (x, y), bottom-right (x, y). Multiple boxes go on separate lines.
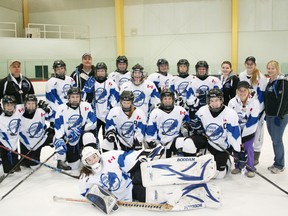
top-left (186, 60), bottom-right (222, 118)
top-left (228, 81), bottom-right (260, 177)
top-left (147, 58), bottom-right (173, 93)
top-left (46, 60), bottom-right (76, 120)
top-left (239, 56), bottom-right (267, 165)
top-left (83, 62), bottom-right (120, 139)
top-left (0, 95), bottom-right (24, 173)
top-left (53, 87), bottom-right (97, 172)
top-left (120, 64), bottom-right (160, 115)
top-left (170, 59), bottom-right (194, 106)
top-left (19, 94), bottom-right (54, 169)
top-left (108, 56), bottom-right (131, 88)
top-left (71, 53), bottom-right (95, 90)
top-left (192, 89), bottom-right (242, 179)
top-left (145, 88), bottom-right (197, 158)
top-left (104, 90), bottom-right (147, 151)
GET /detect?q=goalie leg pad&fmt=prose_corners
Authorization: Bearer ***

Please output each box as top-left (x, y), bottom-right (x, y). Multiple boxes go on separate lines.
top-left (86, 185), bottom-right (119, 214)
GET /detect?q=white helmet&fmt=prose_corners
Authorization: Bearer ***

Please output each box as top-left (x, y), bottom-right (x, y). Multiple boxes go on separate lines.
top-left (81, 146), bottom-right (102, 173)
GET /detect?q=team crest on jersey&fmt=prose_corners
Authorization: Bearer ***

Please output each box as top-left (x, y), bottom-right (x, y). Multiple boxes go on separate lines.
top-left (133, 90), bottom-right (145, 107)
top-left (196, 85), bottom-right (209, 97)
top-left (28, 122), bottom-right (44, 138)
top-left (119, 77), bottom-right (129, 86)
top-left (177, 81), bottom-right (189, 96)
top-left (120, 121), bottom-right (134, 138)
top-left (100, 172), bottom-right (120, 191)
top-left (237, 112), bottom-right (248, 125)
top-left (95, 88), bottom-right (107, 104)
top-left (67, 114), bottom-right (81, 128)
top-left (62, 84), bottom-right (71, 99)
top-left (8, 119), bottom-right (21, 136)
top-left (206, 123), bottom-right (224, 141)
top-left (161, 119), bottom-right (178, 136)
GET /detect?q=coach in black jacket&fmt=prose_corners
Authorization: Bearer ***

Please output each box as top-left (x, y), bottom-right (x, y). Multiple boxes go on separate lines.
top-left (0, 60), bottom-right (34, 105)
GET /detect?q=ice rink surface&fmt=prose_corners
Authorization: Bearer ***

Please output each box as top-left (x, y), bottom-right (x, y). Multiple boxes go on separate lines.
top-left (0, 123), bottom-right (287, 216)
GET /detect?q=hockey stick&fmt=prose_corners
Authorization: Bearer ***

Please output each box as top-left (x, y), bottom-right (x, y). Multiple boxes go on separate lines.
top-left (53, 195), bottom-right (173, 211)
top-left (203, 134), bottom-right (288, 196)
top-left (0, 152), bottom-right (55, 201)
top-left (0, 145), bottom-right (78, 179)
top-left (0, 127), bottom-right (48, 184)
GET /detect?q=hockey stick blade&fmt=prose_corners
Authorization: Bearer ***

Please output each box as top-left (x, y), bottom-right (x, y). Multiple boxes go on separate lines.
top-left (53, 196), bottom-right (174, 211)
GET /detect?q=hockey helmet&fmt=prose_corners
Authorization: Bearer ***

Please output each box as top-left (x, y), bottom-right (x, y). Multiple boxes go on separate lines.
top-left (207, 89), bottom-right (224, 112)
top-left (116, 56), bottom-right (128, 73)
top-left (177, 59), bottom-right (190, 77)
top-left (160, 88), bottom-right (175, 112)
top-left (120, 90), bottom-right (134, 112)
top-left (95, 62), bottom-right (108, 82)
top-left (81, 146), bottom-right (102, 173)
top-left (53, 60), bottom-right (66, 78)
top-left (131, 64), bottom-right (145, 86)
top-left (2, 95), bottom-right (17, 116)
top-left (67, 87), bottom-right (81, 108)
top-left (195, 60), bottom-right (209, 78)
top-left (24, 94), bottom-right (38, 114)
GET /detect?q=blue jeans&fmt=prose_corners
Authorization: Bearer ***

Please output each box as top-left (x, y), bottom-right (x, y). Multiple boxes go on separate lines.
top-left (266, 115), bottom-right (288, 169)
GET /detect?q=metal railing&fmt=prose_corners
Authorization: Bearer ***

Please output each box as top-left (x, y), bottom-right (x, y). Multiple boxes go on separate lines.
top-left (28, 23), bottom-right (89, 39)
top-left (0, 22), bottom-right (17, 37)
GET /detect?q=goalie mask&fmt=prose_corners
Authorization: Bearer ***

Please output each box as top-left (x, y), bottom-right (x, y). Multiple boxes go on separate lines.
top-left (116, 55), bottom-right (128, 74)
top-left (160, 88), bottom-right (175, 112)
top-left (207, 89), bottom-right (224, 112)
top-left (53, 60), bottom-right (66, 78)
top-left (95, 62), bottom-right (108, 82)
top-left (195, 60), bottom-right (209, 79)
top-left (131, 64), bottom-right (145, 86)
top-left (2, 95), bottom-right (17, 116)
top-left (81, 146), bottom-right (102, 173)
top-left (67, 87), bottom-right (81, 108)
top-left (24, 94), bottom-right (38, 114)
top-left (177, 59), bottom-right (190, 78)
top-left (120, 90), bottom-right (134, 113)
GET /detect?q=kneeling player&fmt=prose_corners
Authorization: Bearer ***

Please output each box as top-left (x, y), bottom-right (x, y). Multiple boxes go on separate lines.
top-left (192, 89), bottom-right (241, 179)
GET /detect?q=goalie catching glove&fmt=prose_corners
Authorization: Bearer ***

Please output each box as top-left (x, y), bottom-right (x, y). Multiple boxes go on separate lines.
top-left (86, 184), bottom-right (119, 214)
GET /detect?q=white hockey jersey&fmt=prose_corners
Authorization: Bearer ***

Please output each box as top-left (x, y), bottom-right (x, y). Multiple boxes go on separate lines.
top-left (105, 107), bottom-right (147, 147)
top-left (108, 71), bottom-right (131, 88)
top-left (0, 105), bottom-right (24, 151)
top-left (45, 76), bottom-right (76, 118)
top-left (170, 75), bottom-right (194, 104)
top-left (228, 95), bottom-right (260, 139)
top-left (79, 150), bottom-right (143, 202)
top-left (145, 106), bottom-right (190, 145)
top-left (83, 77), bottom-right (120, 122)
top-left (120, 80), bottom-right (160, 115)
top-left (147, 72), bottom-right (173, 91)
top-left (54, 102), bottom-right (97, 146)
top-left (239, 70), bottom-right (267, 112)
top-left (19, 108), bottom-right (52, 150)
top-left (186, 75), bottom-right (222, 107)
top-left (196, 105), bottom-right (241, 152)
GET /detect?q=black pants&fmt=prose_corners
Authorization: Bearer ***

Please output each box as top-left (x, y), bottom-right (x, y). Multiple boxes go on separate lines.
top-left (131, 168), bottom-right (146, 202)
top-left (0, 144), bottom-right (19, 173)
top-left (20, 143), bottom-right (42, 167)
top-left (96, 119), bottom-right (106, 139)
top-left (207, 144), bottom-right (231, 171)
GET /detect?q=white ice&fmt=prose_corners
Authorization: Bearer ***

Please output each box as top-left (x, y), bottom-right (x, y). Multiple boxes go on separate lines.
top-left (0, 123), bottom-right (287, 216)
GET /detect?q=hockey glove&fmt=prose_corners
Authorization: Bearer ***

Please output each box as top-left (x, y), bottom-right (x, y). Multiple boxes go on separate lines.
top-left (38, 100), bottom-right (50, 113)
top-left (146, 140), bottom-right (157, 149)
top-left (54, 139), bottom-right (67, 155)
top-left (238, 150), bottom-right (248, 169)
top-left (133, 138), bottom-right (142, 151)
top-left (106, 130), bottom-right (116, 143)
top-left (68, 127), bottom-right (83, 143)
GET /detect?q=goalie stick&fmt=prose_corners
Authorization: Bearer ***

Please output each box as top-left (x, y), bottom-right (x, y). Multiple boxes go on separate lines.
top-left (0, 144), bottom-right (78, 179)
top-left (52, 196), bottom-right (173, 211)
top-left (204, 133), bottom-right (288, 196)
top-left (1, 152), bottom-right (55, 201)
